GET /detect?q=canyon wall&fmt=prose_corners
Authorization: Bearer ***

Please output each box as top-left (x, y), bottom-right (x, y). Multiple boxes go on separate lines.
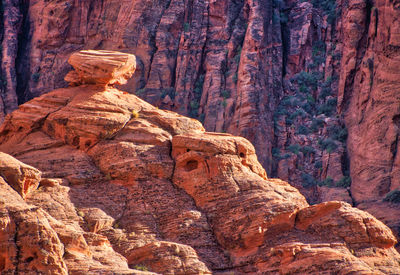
top-left (0, 0), bottom-right (400, 226)
top-left (0, 0), bottom-right (344, 186)
top-left (338, 0), bottom-right (400, 202)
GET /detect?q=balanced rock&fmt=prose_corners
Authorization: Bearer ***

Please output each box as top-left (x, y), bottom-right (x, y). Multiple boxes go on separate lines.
top-left (64, 50), bottom-right (136, 86)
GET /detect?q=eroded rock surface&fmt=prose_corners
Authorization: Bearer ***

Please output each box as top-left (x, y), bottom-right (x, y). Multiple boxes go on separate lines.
top-left (338, 0), bottom-right (400, 203)
top-left (0, 152), bottom-right (41, 199)
top-left (65, 50), bottom-right (136, 86)
top-left (0, 51), bottom-right (399, 274)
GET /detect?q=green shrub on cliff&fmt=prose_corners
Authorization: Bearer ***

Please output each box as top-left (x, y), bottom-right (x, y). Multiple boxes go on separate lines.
top-left (221, 89), bottom-right (230, 99)
top-left (328, 124), bottom-right (348, 142)
top-left (183, 23), bottom-right (190, 32)
top-left (133, 265), bottom-right (149, 271)
top-left (312, 0), bottom-right (337, 23)
top-left (234, 46), bottom-right (242, 64)
top-left (300, 145), bottom-right (315, 156)
top-left (317, 98), bottom-right (337, 116)
top-left (320, 176), bottom-right (334, 186)
top-left (384, 190), bottom-right (400, 203)
top-left (32, 73), bottom-right (40, 83)
top-left (296, 125), bottom-right (310, 135)
top-left (288, 144), bottom-right (301, 155)
top-left (335, 176), bottom-right (351, 188)
top-left (301, 172), bottom-right (318, 187)
top-left (135, 88), bottom-right (146, 96)
top-left (318, 138), bottom-right (338, 153)
top-left (292, 71), bottom-right (319, 91)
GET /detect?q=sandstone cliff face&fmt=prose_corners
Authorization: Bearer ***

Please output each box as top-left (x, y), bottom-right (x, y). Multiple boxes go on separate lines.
top-left (0, 51), bottom-right (399, 274)
top-left (335, 0), bottom-right (400, 243)
top-left (338, 0), bottom-right (400, 202)
top-left (0, 0), bottom-right (338, 179)
top-left (2, 0), bottom-right (400, 252)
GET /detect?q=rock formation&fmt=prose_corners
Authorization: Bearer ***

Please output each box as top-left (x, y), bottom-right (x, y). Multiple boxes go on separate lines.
top-left (1, 0), bottom-right (400, 263)
top-left (0, 50), bottom-right (399, 274)
top-left (0, 0), bottom-right (341, 178)
top-left (336, 0), bottom-right (400, 244)
top-left (65, 50), bottom-right (136, 86)
top-left (0, 0), bottom-right (350, 205)
top-left (338, 0), bottom-right (400, 202)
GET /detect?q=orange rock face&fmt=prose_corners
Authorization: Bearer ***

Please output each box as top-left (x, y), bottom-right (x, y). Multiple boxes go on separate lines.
top-left (0, 51), bottom-right (399, 273)
top-left (0, 0), bottom-right (287, 173)
top-left (338, 0), bottom-right (400, 203)
top-left (0, 0), bottom-right (353, 210)
top-left (335, 0), bottom-right (400, 243)
top-left (0, 152), bottom-right (41, 199)
top-left (65, 50), bottom-right (136, 86)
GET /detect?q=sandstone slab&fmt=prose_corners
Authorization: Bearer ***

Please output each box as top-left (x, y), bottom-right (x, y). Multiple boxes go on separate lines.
top-left (0, 152), bottom-right (41, 199)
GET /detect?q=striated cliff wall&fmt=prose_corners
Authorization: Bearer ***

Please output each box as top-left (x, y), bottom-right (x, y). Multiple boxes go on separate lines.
top-left (338, 0), bottom-right (400, 202)
top-left (0, 0), bottom-right (344, 195)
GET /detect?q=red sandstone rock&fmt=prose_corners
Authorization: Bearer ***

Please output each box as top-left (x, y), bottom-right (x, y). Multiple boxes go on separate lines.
top-left (0, 152), bottom-right (41, 199)
top-left (334, 0), bottom-right (400, 244)
top-left (65, 50), bottom-right (136, 86)
top-left (0, 0), bottom-right (286, 175)
top-left (0, 51), bottom-right (399, 273)
top-left (0, 178), bottom-right (68, 274)
top-left (338, 0), bottom-right (400, 203)
top-left (318, 185), bottom-right (352, 204)
top-left (0, 0), bottom-right (350, 213)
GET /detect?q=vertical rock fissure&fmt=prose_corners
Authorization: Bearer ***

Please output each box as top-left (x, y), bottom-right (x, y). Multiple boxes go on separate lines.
top-left (0, 0), bottom-right (4, 113)
top-left (168, 0), bottom-right (178, 90)
top-left (15, 0), bottom-right (31, 104)
top-left (389, 115), bottom-right (400, 193)
top-left (1, 0), bottom-right (22, 116)
top-left (13, 217), bottom-right (20, 274)
top-left (280, 4), bottom-right (290, 78)
top-left (189, 2), bottom-right (209, 120)
top-left (340, 0), bottom-right (373, 114)
top-left (146, 1), bottom-right (173, 87)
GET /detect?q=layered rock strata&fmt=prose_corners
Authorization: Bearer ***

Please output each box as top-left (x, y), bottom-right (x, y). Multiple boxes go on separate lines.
top-left (0, 0), bottom-right (351, 207)
top-left (335, 0), bottom-right (400, 244)
top-left (0, 50), bottom-right (399, 274)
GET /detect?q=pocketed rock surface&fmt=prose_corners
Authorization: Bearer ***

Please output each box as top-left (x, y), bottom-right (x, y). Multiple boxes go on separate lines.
top-left (0, 51), bottom-right (399, 274)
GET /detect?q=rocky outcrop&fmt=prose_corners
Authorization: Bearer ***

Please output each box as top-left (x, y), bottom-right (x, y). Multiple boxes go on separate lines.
top-left (0, 50), bottom-right (399, 273)
top-left (0, 179), bottom-right (68, 274)
top-left (0, 0), bottom-right (286, 175)
top-left (65, 50), bottom-right (136, 86)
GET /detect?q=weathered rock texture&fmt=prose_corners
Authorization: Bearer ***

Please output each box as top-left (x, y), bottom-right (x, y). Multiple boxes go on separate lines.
top-left (338, 0), bottom-right (400, 202)
top-left (0, 151), bottom-right (41, 199)
top-left (0, 51), bottom-right (399, 273)
top-left (1, 0), bottom-right (400, 254)
top-left (0, 0), bottom-right (349, 202)
top-left (334, 0), bottom-right (400, 244)
top-left (65, 50), bottom-right (136, 86)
